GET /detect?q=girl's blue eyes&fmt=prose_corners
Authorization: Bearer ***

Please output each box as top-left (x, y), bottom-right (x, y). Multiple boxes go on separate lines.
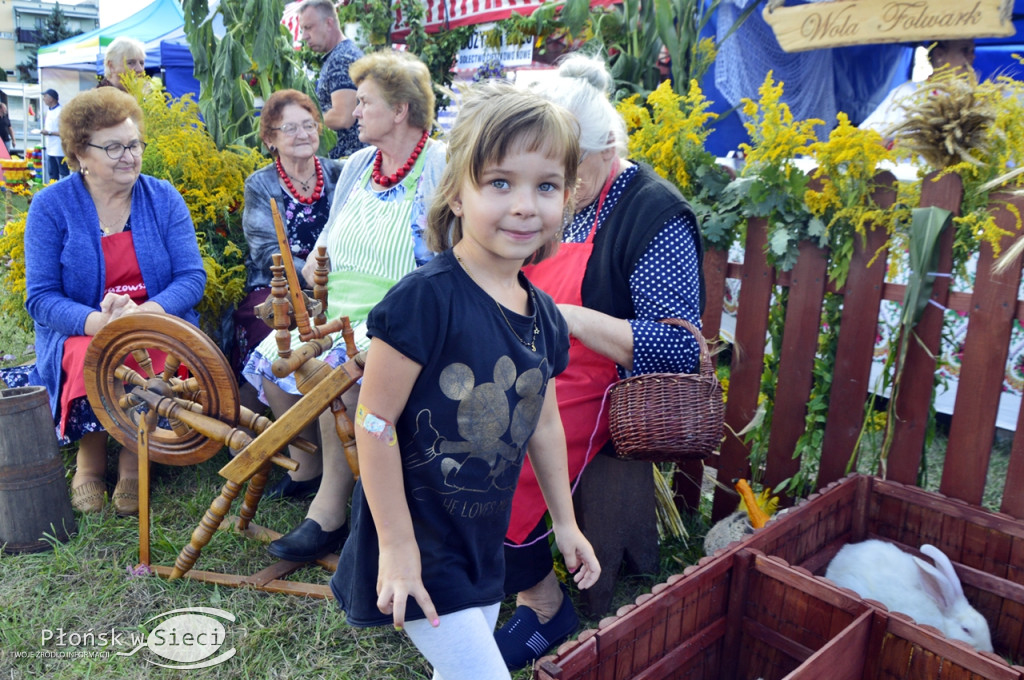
top-left (488, 179), bottom-right (560, 191)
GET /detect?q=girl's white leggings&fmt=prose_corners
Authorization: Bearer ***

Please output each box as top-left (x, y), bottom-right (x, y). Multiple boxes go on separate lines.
top-left (404, 602), bottom-right (510, 680)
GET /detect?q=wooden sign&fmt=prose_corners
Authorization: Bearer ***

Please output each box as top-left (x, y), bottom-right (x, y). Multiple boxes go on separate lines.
top-left (763, 0), bottom-right (1015, 53)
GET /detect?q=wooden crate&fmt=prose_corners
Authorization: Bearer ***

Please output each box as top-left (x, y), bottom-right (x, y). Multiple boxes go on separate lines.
top-left (535, 549), bottom-right (871, 680)
top-left (714, 473), bottom-right (1024, 665)
top-left (786, 607), bottom-right (1020, 680)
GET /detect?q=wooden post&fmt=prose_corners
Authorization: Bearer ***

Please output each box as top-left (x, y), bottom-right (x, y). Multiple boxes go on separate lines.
top-left (818, 172), bottom-right (897, 486)
top-left (942, 193), bottom-right (1024, 504)
top-left (712, 218), bottom-right (774, 521)
top-left (764, 239), bottom-right (829, 501)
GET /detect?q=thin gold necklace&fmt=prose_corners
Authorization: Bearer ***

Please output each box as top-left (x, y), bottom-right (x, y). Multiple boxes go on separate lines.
top-left (99, 202), bottom-right (131, 235)
top-left (455, 252), bottom-right (539, 352)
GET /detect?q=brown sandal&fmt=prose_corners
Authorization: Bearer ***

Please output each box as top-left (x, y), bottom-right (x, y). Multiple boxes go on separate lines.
top-left (112, 478), bottom-right (139, 516)
top-left (71, 480), bottom-right (106, 513)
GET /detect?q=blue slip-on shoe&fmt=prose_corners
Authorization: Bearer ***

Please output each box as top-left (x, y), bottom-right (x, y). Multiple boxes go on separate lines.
top-left (495, 584), bottom-right (579, 670)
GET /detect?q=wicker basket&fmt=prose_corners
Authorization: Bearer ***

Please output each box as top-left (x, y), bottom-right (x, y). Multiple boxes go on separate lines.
top-left (607, 319), bottom-right (723, 462)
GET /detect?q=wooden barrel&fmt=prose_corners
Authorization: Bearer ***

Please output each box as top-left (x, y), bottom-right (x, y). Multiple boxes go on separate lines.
top-left (0, 385), bottom-right (76, 553)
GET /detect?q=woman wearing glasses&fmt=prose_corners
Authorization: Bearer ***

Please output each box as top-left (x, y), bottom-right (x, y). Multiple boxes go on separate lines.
top-left (234, 89), bottom-right (342, 499)
top-left (242, 50), bottom-right (445, 562)
top-left (20, 87), bottom-right (206, 514)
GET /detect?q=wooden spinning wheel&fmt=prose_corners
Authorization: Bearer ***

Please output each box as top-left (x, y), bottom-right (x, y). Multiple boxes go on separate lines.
top-left (80, 200), bottom-right (363, 597)
top-left (84, 314), bottom-right (240, 466)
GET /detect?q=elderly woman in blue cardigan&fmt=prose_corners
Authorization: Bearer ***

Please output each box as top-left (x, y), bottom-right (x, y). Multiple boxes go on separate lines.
top-left (22, 87), bottom-right (205, 515)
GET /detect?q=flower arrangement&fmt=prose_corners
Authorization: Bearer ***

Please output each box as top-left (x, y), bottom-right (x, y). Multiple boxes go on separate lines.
top-left (473, 57), bottom-right (509, 82)
top-left (718, 72), bottom-right (822, 271)
top-left (616, 79), bottom-right (740, 250)
top-left (0, 211), bottom-right (29, 332)
top-left (804, 112), bottom-right (896, 287)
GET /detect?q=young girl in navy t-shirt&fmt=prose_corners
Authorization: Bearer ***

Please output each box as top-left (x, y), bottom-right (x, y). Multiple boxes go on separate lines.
top-left (331, 80), bottom-right (601, 678)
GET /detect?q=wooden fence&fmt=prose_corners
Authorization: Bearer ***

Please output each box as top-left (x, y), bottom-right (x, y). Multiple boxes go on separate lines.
top-left (679, 171), bottom-right (1024, 523)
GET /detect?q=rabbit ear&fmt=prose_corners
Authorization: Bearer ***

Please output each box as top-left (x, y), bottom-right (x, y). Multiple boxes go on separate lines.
top-left (912, 555), bottom-right (958, 610)
top-left (920, 544), bottom-right (965, 599)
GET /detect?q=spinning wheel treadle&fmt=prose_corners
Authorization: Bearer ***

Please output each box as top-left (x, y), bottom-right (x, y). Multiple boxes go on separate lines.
top-left (84, 313), bottom-right (240, 466)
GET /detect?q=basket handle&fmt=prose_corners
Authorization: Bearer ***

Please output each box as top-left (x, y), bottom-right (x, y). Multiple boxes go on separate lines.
top-left (656, 318), bottom-right (715, 378)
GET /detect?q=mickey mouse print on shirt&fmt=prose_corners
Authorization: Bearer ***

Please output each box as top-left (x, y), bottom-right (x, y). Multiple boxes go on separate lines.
top-left (410, 355), bottom-right (548, 497)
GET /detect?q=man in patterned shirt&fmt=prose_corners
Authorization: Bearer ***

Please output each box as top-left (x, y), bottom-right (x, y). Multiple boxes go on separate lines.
top-left (298, 0), bottom-right (366, 159)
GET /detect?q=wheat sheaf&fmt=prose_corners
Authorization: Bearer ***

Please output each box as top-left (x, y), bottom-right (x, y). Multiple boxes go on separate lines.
top-left (888, 70), bottom-right (996, 170)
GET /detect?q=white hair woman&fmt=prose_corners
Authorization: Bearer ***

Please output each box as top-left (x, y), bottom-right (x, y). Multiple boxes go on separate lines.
top-left (100, 37), bottom-right (146, 90)
top-left (497, 53), bottom-right (707, 669)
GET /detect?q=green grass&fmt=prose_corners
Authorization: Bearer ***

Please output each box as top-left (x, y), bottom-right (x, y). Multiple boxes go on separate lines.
top-left (852, 414), bottom-right (1011, 511)
top-left (1, 387), bottom-right (1010, 680)
top-left (0, 450), bottom-right (707, 680)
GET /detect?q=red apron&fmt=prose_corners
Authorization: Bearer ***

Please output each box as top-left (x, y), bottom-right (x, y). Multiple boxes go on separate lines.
top-left (506, 168), bottom-right (620, 544)
top-left (60, 231), bottom-right (168, 435)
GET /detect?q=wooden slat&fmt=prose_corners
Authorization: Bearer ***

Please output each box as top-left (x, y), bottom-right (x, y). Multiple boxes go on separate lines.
top-left (886, 172), bottom-right (963, 485)
top-left (702, 246), bottom-right (728, 340)
top-left (713, 218), bottom-right (774, 521)
top-left (764, 239), bottom-right (829, 499)
top-left (630, 617), bottom-right (726, 680)
top-left (719, 549), bottom-right (753, 679)
top-left (942, 196), bottom-right (1024, 503)
top-left (150, 564), bottom-right (333, 598)
top-left (785, 610), bottom-right (871, 680)
top-left (679, 246), bottom-right (728, 516)
top-left (818, 173), bottom-right (897, 486)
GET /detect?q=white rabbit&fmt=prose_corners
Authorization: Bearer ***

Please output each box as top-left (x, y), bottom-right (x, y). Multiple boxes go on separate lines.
top-left (824, 539), bottom-right (993, 653)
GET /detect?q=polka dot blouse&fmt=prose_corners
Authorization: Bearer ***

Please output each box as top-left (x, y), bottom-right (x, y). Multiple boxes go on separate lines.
top-left (565, 164), bottom-right (703, 377)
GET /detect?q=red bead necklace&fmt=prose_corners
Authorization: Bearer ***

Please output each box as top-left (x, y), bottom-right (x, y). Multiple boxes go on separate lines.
top-left (372, 130), bottom-right (429, 188)
top-left (276, 157), bottom-right (324, 205)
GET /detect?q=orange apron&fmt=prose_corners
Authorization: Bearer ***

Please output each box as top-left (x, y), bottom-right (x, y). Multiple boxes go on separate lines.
top-left (506, 167), bottom-right (619, 544)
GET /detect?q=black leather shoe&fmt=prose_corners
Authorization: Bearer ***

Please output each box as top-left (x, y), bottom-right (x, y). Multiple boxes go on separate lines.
top-left (263, 473), bottom-right (322, 501)
top-left (268, 518), bottom-right (348, 562)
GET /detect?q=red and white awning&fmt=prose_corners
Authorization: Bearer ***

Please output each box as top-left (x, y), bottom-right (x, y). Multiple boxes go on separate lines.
top-left (422, 0), bottom-right (547, 30)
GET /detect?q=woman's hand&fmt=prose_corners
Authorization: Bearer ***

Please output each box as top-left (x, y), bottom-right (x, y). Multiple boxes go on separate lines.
top-left (301, 255), bottom-right (329, 289)
top-left (101, 292), bottom-right (137, 321)
top-left (552, 523), bottom-right (601, 590)
top-left (376, 542), bottom-right (439, 629)
top-left (86, 293), bottom-right (137, 334)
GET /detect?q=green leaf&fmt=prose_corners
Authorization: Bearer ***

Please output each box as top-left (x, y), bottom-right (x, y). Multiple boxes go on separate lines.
top-left (902, 206), bottom-right (952, 326)
top-left (807, 216), bottom-right (826, 238)
top-left (769, 229), bottom-right (791, 256)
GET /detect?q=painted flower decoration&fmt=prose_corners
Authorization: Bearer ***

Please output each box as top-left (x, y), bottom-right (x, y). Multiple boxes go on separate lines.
top-left (473, 57), bottom-right (507, 82)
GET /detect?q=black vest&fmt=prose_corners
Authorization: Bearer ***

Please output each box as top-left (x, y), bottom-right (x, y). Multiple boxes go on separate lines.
top-left (580, 163), bottom-right (706, 319)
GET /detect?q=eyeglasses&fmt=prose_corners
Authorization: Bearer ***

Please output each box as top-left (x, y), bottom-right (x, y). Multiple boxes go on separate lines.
top-left (88, 141), bottom-right (147, 159)
top-left (271, 121), bottom-right (319, 136)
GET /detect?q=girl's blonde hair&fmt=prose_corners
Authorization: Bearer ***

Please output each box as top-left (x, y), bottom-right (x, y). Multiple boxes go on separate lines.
top-left (426, 80), bottom-right (579, 265)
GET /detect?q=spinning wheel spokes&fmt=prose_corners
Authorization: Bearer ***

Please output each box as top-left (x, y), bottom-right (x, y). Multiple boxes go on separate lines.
top-left (161, 354), bottom-right (182, 383)
top-left (131, 348), bottom-right (156, 379)
top-left (85, 314), bottom-right (240, 466)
